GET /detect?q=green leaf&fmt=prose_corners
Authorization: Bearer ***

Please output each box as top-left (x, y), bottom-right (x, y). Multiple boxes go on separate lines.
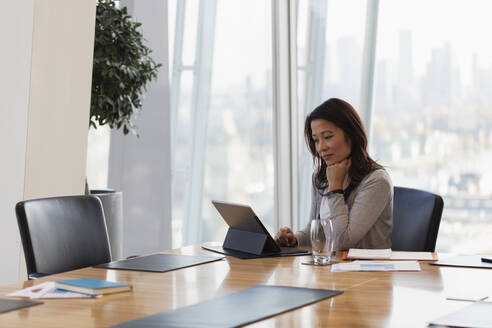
top-left (89, 0), bottom-right (161, 135)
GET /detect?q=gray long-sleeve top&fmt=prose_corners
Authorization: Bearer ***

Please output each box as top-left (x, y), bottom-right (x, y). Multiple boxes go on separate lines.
top-left (295, 169), bottom-right (393, 250)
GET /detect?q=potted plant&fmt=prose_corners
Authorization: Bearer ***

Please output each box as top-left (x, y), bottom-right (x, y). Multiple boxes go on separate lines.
top-left (88, 0), bottom-right (161, 260)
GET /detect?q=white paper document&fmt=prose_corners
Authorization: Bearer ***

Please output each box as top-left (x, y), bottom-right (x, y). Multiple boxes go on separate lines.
top-left (331, 260), bottom-right (421, 272)
top-left (446, 293), bottom-right (489, 302)
top-left (428, 301), bottom-right (492, 328)
top-left (390, 251), bottom-right (435, 260)
top-left (347, 248), bottom-right (436, 261)
top-left (7, 282), bottom-right (99, 299)
top-left (347, 248), bottom-right (392, 260)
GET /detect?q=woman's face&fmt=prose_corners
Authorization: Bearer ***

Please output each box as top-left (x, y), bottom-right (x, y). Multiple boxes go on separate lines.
top-left (311, 119), bottom-right (351, 165)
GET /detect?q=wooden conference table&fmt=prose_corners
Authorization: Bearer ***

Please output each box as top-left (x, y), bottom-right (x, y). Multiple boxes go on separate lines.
top-left (1, 244), bottom-right (492, 327)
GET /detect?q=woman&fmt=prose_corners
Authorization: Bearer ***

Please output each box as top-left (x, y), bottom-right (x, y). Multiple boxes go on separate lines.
top-left (275, 98), bottom-right (393, 250)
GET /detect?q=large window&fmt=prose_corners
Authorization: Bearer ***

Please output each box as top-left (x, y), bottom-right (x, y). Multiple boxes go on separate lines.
top-left (169, 0), bottom-right (273, 246)
top-left (87, 0), bottom-right (492, 254)
top-left (295, 0), bottom-right (492, 253)
top-left (371, 0), bottom-right (492, 253)
top-left (295, 0), bottom-right (367, 228)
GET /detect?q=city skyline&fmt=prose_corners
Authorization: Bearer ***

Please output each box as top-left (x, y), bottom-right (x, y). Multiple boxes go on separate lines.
top-left (88, 1), bottom-right (492, 253)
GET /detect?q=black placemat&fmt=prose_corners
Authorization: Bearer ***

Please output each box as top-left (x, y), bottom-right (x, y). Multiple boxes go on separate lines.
top-left (94, 254), bottom-right (224, 272)
top-left (430, 255), bottom-right (492, 269)
top-left (0, 299), bottom-right (43, 314)
top-left (113, 285), bottom-right (343, 327)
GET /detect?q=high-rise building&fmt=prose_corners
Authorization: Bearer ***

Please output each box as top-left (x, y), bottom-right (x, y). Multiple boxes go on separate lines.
top-left (375, 59), bottom-right (392, 108)
top-left (421, 43), bottom-right (453, 107)
top-left (395, 30), bottom-right (414, 106)
top-left (336, 36), bottom-right (361, 107)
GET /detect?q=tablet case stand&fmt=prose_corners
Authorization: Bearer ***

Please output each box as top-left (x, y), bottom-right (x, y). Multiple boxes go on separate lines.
top-left (223, 228), bottom-right (274, 255)
top-left (203, 200), bottom-right (310, 259)
top-left (203, 227), bottom-right (307, 259)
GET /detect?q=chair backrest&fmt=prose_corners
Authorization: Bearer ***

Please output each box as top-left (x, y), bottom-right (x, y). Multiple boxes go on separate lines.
top-left (16, 195), bottom-right (112, 277)
top-left (392, 186), bottom-right (444, 252)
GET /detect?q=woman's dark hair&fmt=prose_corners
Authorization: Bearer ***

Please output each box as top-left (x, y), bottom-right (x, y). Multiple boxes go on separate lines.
top-left (304, 98), bottom-right (382, 200)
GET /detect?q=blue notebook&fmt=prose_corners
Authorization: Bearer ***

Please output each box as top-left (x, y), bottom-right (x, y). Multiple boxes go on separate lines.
top-left (54, 278), bottom-right (132, 296)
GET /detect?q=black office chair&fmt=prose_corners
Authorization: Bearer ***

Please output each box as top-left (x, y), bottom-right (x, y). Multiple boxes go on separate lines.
top-left (15, 195), bottom-right (112, 279)
top-left (392, 186), bottom-right (444, 252)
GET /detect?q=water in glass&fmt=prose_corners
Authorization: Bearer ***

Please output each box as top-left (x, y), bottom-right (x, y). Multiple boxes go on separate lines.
top-left (310, 217), bottom-right (333, 265)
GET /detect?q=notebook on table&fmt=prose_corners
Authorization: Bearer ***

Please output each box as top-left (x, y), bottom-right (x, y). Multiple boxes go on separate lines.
top-left (343, 248), bottom-right (438, 261)
top-left (202, 200), bottom-right (310, 259)
top-left (55, 279), bottom-right (132, 296)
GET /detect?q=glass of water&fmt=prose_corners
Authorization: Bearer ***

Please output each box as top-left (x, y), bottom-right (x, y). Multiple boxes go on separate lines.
top-left (310, 216), bottom-right (334, 265)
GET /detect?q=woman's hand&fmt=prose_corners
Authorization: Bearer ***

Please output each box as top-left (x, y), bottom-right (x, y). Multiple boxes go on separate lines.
top-left (326, 157), bottom-right (351, 191)
top-left (274, 227), bottom-right (297, 247)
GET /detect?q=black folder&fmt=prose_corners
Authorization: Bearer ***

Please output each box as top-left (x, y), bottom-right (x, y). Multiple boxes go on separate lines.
top-left (112, 285), bottom-right (343, 328)
top-left (0, 299), bottom-right (43, 314)
top-left (94, 254), bottom-right (224, 272)
top-left (202, 200), bottom-right (310, 259)
top-left (430, 255), bottom-right (492, 269)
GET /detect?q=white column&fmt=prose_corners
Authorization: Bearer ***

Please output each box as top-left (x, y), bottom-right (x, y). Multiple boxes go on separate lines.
top-left (109, 0), bottom-right (172, 256)
top-left (182, 0), bottom-right (217, 246)
top-left (0, 0), bottom-right (96, 284)
top-left (272, 0), bottom-right (297, 231)
top-left (297, 0), bottom-right (328, 229)
top-left (24, 0), bottom-right (95, 199)
top-left (359, 0), bottom-right (380, 142)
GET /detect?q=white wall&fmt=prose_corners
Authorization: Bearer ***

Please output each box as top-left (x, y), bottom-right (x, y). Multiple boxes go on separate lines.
top-left (24, 0), bottom-right (95, 199)
top-left (0, 1), bottom-right (35, 286)
top-left (0, 0), bottom-right (96, 285)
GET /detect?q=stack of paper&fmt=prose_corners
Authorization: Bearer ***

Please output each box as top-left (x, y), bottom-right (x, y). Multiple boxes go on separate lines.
top-left (389, 251), bottom-right (436, 260)
top-left (7, 282), bottom-right (99, 299)
top-left (331, 260), bottom-right (421, 272)
top-left (346, 248), bottom-right (437, 261)
top-left (346, 248), bottom-right (392, 260)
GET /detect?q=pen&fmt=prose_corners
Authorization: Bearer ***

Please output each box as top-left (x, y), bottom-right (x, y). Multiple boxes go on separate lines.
top-left (481, 257), bottom-right (492, 263)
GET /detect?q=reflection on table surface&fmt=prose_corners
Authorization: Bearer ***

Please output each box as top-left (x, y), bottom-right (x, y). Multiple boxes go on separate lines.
top-left (1, 245), bottom-right (491, 327)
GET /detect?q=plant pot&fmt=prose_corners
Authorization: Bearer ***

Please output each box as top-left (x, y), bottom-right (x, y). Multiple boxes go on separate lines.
top-left (90, 189), bottom-right (123, 260)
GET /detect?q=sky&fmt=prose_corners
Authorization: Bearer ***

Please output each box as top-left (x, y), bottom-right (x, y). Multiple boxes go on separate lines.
top-left (377, 0), bottom-right (492, 83)
top-left (169, 0), bottom-right (492, 90)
